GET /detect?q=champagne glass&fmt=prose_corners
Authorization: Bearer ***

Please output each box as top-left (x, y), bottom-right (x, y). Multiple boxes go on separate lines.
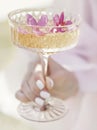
top-left (8, 8), bottom-right (80, 122)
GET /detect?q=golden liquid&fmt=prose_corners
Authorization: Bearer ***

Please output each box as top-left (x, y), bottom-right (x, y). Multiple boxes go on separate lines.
top-left (11, 27), bottom-right (79, 53)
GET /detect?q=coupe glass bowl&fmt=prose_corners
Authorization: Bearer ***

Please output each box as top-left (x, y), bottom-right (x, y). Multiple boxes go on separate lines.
top-left (8, 8), bottom-right (80, 54)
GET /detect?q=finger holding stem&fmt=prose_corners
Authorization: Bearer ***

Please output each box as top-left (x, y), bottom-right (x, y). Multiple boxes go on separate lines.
top-left (35, 53), bottom-right (53, 110)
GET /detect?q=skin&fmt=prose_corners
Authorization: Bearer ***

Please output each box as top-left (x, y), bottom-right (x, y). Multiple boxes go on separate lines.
top-left (16, 56), bottom-right (79, 103)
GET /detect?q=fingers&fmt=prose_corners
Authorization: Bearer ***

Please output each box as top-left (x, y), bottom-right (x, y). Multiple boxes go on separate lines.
top-left (46, 77), bottom-right (54, 90)
top-left (28, 71), bottom-right (45, 94)
top-left (16, 72), bottom-right (53, 106)
top-left (34, 72), bottom-right (51, 100)
top-left (48, 57), bottom-right (67, 75)
top-left (21, 81), bottom-right (36, 100)
top-left (15, 90), bottom-right (30, 103)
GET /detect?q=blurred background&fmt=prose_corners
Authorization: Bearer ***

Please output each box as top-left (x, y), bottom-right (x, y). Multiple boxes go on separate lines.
top-left (0, 0), bottom-right (81, 130)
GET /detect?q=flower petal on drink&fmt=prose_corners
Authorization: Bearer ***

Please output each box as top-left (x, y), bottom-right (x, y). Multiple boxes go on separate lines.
top-left (38, 15), bottom-right (48, 26)
top-left (27, 14), bottom-right (37, 25)
top-left (53, 14), bottom-right (60, 26)
top-left (59, 12), bottom-right (65, 25)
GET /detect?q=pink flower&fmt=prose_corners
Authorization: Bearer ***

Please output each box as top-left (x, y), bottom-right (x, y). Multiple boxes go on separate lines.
top-left (27, 14), bottom-right (48, 26)
top-left (52, 12), bottom-right (73, 33)
top-left (53, 12), bottom-right (65, 26)
top-left (27, 14), bottom-right (37, 26)
top-left (24, 12), bottom-right (73, 35)
top-left (26, 14), bottom-right (48, 35)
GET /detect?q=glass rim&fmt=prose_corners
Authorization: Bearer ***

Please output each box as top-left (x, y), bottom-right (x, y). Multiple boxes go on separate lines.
top-left (8, 8), bottom-right (81, 28)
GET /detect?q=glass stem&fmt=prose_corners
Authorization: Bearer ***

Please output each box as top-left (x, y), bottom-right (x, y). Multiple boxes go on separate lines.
top-left (40, 54), bottom-right (48, 78)
top-left (39, 53), bottom-right (49, 111)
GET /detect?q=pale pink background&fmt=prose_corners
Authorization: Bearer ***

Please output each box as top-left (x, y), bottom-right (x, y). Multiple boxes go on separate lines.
top-left (52, 0), bottom-right (97, 92)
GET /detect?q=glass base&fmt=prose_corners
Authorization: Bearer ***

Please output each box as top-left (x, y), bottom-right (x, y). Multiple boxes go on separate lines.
top-left (17, 97), bottom-right (68, 122)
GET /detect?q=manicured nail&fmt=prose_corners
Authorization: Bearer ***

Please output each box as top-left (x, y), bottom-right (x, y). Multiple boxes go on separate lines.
top-left (46, 77), bottom-right (54, 89)
top-left (34, 64), bottom-right (42, 72)
top-left (40, 91), bottom-right (50, 99)
top-left (36, 80), bottom-right (44, 90)
top-left (35, 97), bottom-right (44, 106)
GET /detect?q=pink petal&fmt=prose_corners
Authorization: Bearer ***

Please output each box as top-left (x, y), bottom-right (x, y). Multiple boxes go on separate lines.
top-left (26, 14), bottom-right (32, 24)
top-left (26, 14), bottom-right (33, 20)
top-left (65, 20), bottom-right (72, 25)
top-left (53, 14), bottom-right (60, 26)
top-left (59, 12), bottom-right (64, 24)
top-left (38, 15), bottom-right (48, 26)
top-left (26, 14), bottom-right (37, 25)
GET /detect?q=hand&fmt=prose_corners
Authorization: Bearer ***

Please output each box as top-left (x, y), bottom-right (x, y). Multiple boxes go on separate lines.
top-left (47, 57), bottom-right (79, 99)
top-left (16, 56), bottom-right (79, 106)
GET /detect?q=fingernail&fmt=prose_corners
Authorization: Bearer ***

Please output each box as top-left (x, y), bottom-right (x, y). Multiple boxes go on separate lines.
top-left (35, 97), bottom-right (44, 106)
top-left (46, 77), bottom-right (54, 89)
top-left (40, 91), bottom-right (50, 99)
top-left (36, 80), bottom-right (44, 90)
top-left (34, 64), bottom-right (42, 72)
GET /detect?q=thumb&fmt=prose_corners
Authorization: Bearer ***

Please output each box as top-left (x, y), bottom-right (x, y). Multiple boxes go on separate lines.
top-left (46, 77), bottom-right (54, 90)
